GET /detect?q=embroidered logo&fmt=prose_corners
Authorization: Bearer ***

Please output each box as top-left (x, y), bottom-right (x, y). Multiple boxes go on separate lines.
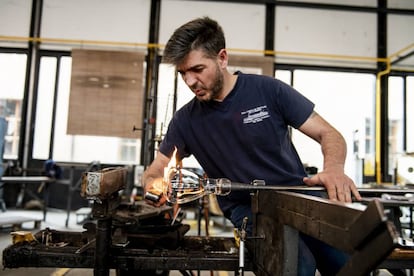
top-left (241, 105), bottom-right (270, 124)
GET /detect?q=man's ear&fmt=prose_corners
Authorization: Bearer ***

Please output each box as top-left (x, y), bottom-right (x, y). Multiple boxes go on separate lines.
top-left (217, 48), bottom-right (228, 68)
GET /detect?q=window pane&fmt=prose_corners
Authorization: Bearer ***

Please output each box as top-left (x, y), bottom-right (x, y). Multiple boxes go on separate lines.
top-left (407, 76), bottom-right (414, 153)
top-left (33, 57), bottom-right (57, 159)
top-left (291, 70), bottom-right (376, 185)
top-left (0, 53), bottom-right (27, 159)
top-left (275, 70), bottom-right (292, 85)
top-left (157, 63), bottom-right (199, 168)
top-left (388, 76), bottom-right (404, 174)
top-left (52, 56), bottom-right (141, 164)
top-left (157, 64), bottom-right (176, 142)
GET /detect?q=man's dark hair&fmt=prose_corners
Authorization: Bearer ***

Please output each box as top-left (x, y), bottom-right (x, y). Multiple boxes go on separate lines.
top-left (163, 17), bottom-right (226, 65)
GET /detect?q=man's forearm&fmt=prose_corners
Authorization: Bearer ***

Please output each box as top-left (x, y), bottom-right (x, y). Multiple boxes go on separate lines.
top-left (320, 128), bottom-right (347, 171)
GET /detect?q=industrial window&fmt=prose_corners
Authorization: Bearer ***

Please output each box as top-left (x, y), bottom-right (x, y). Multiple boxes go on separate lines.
top-left (290, 70), bottom-right (376, 186)
top-left (389, 75), bottom-right (414, 184)
top-left (0, 53), bottom-right (27, 160)
top-left (407, 76), bottom-right (414, 153)
top-left (275, 70), bottom-right (292, 85)
top-left (388, 76), bottom-right (405, 176)
top-left (33, 56), bottom-right (57, 160)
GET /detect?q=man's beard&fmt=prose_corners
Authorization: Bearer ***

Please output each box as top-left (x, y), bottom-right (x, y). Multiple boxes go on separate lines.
top-left (196, 64), bottom-right (224, 102)
top-left (209, 65), bottom-right (224, 101)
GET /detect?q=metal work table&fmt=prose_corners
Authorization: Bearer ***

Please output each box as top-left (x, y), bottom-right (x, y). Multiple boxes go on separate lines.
top-left (1, 176), bottom-right (59, 221)
top-left (1, 172), bottom-right (80, 227)
top-left (358, 183), bottom-right (414, 195)
top-left (2, 192), bottom-right (404, 276)
top-left (3, 174), bottom-right (414, 275)
top-left (3, 234), bottom-right (249, 272)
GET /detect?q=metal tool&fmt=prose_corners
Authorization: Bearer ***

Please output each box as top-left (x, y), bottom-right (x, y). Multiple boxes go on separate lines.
top-left (144, 191), bottom-right (162, 202)
top-left (166, 167), bottom-right (324, 204)
top-left (238, 217), bottom-right (248, 276)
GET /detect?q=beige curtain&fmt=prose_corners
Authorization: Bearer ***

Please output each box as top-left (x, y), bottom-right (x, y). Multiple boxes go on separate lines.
top-left (67, 49), bottom-right (145, 139)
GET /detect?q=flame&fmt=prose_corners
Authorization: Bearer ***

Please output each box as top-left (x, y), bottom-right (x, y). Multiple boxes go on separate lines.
top-left (162, 147), bottom-right (208, 204)
top-left (164, 147), bottom-right (177, 183)
top-left (163, 147), bottom-right (178, 204)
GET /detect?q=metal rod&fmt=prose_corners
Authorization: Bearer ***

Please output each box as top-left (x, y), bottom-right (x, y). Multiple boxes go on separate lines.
top-left (94, 218), bottom-right (111, 276)
top-left (219, 181), bottom-right (414, 194)
top-left (230, 182), bottom-right (324, 191)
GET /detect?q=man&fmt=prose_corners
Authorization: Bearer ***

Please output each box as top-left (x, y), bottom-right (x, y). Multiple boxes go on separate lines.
top-left (143, 17), bottom-right (361, 275)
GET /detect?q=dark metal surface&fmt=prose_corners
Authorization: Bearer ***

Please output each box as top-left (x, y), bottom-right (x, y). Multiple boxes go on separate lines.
top-left (340, 221), bottom-right (399, 275)
top-left (251, 191), bottom-right (400, 276)
top-left (80, 167), bottom-right (127, 200)
top-left (3, 233), bottom-right (248, 272)
top-left (95, 218), bottom-right (111, 276)
top-left (2, 188), bottom-right (409, 275)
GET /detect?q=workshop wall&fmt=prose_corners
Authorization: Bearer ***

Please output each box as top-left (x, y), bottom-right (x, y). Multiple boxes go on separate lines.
top-left (1, 0), bottom-right (413, 67)
top-left (0, 1), bottom-right (31, 48)
top-left (159, 1), bottom-right (266, 54)
top-left (40, 0), bottom-right (151, 52)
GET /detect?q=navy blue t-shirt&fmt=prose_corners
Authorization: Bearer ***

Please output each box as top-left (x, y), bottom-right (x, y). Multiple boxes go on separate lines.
top-left (159, 72), bottom-right (315, 213)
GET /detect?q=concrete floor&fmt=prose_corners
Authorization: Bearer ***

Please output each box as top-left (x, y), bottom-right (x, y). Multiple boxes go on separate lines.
top-left (0, 207), bottom-right (253, 276)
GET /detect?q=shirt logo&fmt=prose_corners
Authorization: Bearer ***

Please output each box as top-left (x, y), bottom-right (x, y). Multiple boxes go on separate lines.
top-left (241, 105), bottom-right (270, 124)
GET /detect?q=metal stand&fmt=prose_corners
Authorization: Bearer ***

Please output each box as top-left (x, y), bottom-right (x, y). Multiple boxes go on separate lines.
top-left (94, 218), bottom-right (112, 276)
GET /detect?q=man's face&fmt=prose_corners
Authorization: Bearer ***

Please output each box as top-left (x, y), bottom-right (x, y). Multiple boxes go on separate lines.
top-left (176, 49), bottom-right (224, 102)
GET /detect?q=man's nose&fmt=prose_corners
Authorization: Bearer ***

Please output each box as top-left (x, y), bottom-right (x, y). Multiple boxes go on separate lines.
top-left (183, 72), bottom-right (197, 87)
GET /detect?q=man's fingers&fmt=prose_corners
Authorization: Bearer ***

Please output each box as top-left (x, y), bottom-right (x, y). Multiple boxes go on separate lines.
top-left (303, 176), bottom-right (319, 186)
top-left (325, 184), bottom-right (338, 201)
top-left (344, 187), bottom-right (352, 202)
top-left (336, 187), bottom-right (346, 202)
top-left (305, 174), bottom-right (360, 203)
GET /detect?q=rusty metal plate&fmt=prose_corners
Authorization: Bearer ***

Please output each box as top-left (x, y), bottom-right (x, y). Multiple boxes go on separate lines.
top-left (81, 167), bottom-right (127, 200)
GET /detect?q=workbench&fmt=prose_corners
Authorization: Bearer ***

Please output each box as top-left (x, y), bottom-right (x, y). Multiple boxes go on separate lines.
top-left (3, 234), bottom-right (249, 272)
top-left (1, 176), bottom-right (71, 221)
top-left (0, 215), bottom-right (41, 231)
top-left (359, 183), bottom-right (414, 239)
top-left (2, 191), bottom-right (406, 276)
top-left (3, 170), bottom-right (414, 276)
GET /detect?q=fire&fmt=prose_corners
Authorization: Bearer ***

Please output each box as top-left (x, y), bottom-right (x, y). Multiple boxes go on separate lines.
top-left (164, 147), bottom-right (178, 183)
top-left (162, 147), bottom-right (179, 204)
top-left (162, 147), bottom-right (213, 205)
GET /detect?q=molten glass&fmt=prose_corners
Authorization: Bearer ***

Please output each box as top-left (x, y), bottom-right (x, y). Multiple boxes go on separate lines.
top-left (164, 168), bottom-right (231, 205)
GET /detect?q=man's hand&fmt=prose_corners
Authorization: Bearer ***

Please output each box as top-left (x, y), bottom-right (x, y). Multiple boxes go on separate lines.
top-left (142, 152), bottom-right (172, 207)
top-left (144, 177), bottom-right (168, 206)
top-left (298, 112), bottom-right (362, 203)
top-left (303, 166), bottom-right (362, 203)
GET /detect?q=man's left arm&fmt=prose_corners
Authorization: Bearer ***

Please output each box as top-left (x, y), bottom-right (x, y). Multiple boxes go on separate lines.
top-left (298, 111), bottom-right (361, 202)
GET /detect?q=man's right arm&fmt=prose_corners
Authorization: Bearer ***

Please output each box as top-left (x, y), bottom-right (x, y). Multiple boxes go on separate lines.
top-left (142, 152), bottom-right (171, 206)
